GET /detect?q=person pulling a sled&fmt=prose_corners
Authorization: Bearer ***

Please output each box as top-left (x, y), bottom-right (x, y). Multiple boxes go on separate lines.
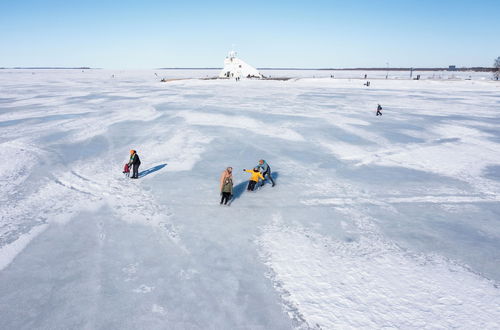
top-left (256, 159), bottom-right (275, 187)
top-left (219, 167), bottom-right (233, 205)
top-left (128, 150), bottom-right (141, 179)
top-left (244, 167), bottom-right (264, 191)
top-left (376, 104), bottom-right (383, 116)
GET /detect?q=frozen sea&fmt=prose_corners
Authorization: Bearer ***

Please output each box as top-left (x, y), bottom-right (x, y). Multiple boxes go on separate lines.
top-left (0, 69), bottom-right (499, 329)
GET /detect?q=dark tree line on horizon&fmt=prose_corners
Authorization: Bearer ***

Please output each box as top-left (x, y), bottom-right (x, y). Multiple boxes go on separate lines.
top-left (494, 56), bottom-right (500, 80)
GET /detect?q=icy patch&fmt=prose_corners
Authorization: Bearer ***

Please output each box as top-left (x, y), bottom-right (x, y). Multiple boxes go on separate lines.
top-left (302, 194), bottom-right (500, 206)
top-left (176, 111), bottom-right (304, 142)
top-left (320, 122), bottom-right (500, 187)
top-left (66, 161), bottom-right (182, 247)
top-left (1, 152), bottom-right (181, 271)
top-left (0, 141), bottom-right (43, 197)
top-left (139, 129), bottom-right (213, 172)
top-left (258, 214), bottom-right (500, 329)
top-left (50, 102), bottom-right (161, 143)
top-left (0, 224), bottom-right (48, 270)
top-left (0, 168), bottom-right (102, 268)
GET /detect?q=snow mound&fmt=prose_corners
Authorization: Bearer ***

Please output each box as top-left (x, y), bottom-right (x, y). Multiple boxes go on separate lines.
top-left (258, 213), bottom-right (500, 329)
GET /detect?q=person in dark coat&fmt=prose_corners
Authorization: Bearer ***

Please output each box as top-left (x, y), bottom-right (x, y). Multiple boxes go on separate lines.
top-left (128, 150), bottom-right (141, 179)
top-left (376, 104), bottom-right (383, 116)
top-left (256, 159), bottom-right (275, 187)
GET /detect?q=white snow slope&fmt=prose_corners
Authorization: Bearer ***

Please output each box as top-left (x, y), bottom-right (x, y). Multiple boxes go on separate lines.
top-left (0, 69), bottom-right (499, 329)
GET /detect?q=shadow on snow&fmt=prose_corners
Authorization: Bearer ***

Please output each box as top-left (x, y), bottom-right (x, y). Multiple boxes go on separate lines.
top-left (228, 172), bottom-right (279, 205)
top-left (139, 163), bottom-right (167, 178)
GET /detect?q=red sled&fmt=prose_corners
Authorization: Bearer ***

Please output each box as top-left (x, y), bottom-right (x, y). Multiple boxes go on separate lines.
top-left (123, 163), bottom-right (130, 173)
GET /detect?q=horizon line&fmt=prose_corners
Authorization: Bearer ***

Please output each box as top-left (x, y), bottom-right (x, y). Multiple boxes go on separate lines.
top-left (1, 66), bottom-right (497, 72)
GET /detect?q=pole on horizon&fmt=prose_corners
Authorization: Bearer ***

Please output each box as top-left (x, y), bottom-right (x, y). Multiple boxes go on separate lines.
top-left (386, 62), bottom-right (389, 79)
top-left (410, 67), bottom-right (413, 79)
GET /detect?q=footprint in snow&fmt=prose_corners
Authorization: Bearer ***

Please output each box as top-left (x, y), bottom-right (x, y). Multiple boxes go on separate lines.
top-left (122, 263), bottom-right (139, 281)
top-left (152, 304), bottom-right (167, 315)
top-left (178, 268), bottom-right (199, 280)
top-left (133, 284), bottom-right (154, 293)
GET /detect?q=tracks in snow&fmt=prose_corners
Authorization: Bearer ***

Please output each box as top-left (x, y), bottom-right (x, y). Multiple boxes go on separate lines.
top-left (0, 156), bottom-right (182, 271)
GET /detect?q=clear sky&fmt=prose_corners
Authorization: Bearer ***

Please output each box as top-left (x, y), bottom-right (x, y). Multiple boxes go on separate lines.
top-left (1, 0), bottom-right (499, 69)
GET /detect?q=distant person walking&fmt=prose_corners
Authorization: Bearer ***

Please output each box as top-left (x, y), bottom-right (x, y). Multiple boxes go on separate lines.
top-left (256, 159), bottom-right (275, 187)
top-left (244, 168), bottom-right (264, 191)
top-left (128, 150), bottom-right (141, 179)
top-left (376, 104), bottom-right (383, 116)
top-left (219, 167), bottom-right (233, 205)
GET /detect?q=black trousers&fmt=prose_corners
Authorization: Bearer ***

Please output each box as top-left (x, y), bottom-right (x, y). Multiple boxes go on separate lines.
top-left (262, 170), bottom-right (275, 186)
top-left (247, 180), bottom-right (257, 191)
top-left (220, 192), bottom-right (231, 205)
top-left (376, 110), bottom-right (382, 116)
top-left (132, 164), bottom-right (140, 178)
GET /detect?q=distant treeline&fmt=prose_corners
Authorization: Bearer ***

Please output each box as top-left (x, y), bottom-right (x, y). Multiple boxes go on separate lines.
top-left (319, 67), bottom-right (497, 72)
top-left (258, 67), bottom-right (497, 72)
top-left (1, 67), bottom-right (93, 69)
top-left (157, 67), bottom-right (221, 70)
top-left (2, 67), bottom-right (497, 72)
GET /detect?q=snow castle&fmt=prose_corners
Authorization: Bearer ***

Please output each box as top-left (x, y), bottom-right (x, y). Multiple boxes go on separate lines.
top-left (219, 51), bottom-right (262, 79)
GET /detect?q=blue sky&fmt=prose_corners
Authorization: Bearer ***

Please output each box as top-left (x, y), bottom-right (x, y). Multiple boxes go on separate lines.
top-left (1, 0), bottom-right (499, 68)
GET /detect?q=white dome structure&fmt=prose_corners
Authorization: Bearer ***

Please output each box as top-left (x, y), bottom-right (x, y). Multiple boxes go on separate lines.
top-left (219, 51), bottom-right (262, 79)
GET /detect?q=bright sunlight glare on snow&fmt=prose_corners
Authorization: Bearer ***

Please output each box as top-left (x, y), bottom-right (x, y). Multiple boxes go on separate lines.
top-left (0, 68), bottom-right (499, 329)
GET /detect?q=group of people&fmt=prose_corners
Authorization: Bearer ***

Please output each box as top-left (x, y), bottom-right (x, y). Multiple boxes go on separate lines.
top-left (123, 152), bottom-right (274, 206)
top-left (219, 159), bottom-right (275, 206)
top-left (123, 102), bottom-right (381, 204)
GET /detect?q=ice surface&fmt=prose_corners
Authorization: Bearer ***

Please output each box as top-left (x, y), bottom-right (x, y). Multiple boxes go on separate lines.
top-left (0, 69), bottom-right (499, 329)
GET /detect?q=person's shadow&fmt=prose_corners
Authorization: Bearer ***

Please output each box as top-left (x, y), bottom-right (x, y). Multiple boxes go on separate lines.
top-left (139, 164), bottom-right (167, 178)
top-left (228, 172), bottom-right (279, 205)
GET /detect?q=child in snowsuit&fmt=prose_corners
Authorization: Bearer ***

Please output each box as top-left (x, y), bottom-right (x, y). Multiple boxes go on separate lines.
top-left (256, 159), bottom-right (275, 187)
top-left (220, 167), bottom-right (233, 205)
top-left (123, 163), bottom-right (130, 178)
top-left (128, 150), bottom-right (141, 179)
top-left (244, 168), bottom-right (264, 191)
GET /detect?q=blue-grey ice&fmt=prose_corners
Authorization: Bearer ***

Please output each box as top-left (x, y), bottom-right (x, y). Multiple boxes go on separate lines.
top-left (0, 69), bottom-right (499, 329)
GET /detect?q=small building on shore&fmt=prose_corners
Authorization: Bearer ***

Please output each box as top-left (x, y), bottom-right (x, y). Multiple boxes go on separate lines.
top-left (219, 51), bottom-right (262, 79)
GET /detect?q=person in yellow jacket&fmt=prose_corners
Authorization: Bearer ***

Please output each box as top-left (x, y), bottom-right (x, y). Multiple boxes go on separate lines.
top-left (243, 167), bottom-right (264, 191)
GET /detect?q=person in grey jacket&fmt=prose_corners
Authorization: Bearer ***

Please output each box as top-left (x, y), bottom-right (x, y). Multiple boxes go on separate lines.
top-left (256, 159), bottom-right (275, 187)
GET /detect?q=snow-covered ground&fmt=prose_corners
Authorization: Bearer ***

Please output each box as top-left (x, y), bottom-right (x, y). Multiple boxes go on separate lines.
top-left (0, 69), bottom-right (499, 329)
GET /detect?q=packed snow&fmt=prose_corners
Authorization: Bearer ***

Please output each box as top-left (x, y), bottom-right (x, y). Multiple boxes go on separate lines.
top-left (0, 69), bottom-right (499, 329)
